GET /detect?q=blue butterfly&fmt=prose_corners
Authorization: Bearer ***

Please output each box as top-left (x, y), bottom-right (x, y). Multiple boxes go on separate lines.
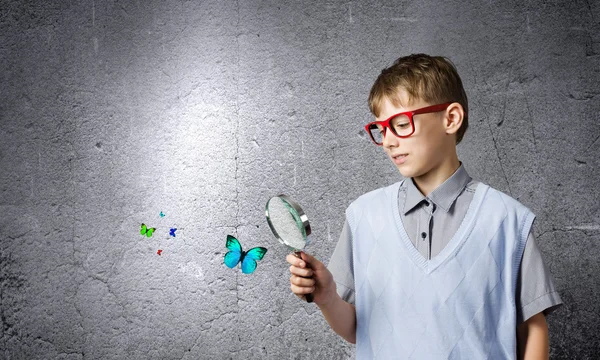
top-left (224, 235), bottom-right (267, 274)
top-left (159, 211), bottom-right (165, 218)
top-left (169, 228), bottom-right (177, 237)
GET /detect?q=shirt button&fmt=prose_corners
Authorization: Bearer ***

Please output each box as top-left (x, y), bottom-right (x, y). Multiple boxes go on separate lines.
top-left (424, 201), bottom-right (430, 207)
top-left (421, 232), bottom-right (427, 239)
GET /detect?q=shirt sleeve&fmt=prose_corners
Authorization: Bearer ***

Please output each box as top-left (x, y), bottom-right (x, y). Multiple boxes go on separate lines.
top-left (326, 219), bottom-right (356, 305)
top-left (515, 227), bottom-right (563, 324)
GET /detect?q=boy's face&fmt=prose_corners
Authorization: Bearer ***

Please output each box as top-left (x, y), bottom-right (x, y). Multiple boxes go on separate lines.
top-left (376, 89), bottom-right (452, 179)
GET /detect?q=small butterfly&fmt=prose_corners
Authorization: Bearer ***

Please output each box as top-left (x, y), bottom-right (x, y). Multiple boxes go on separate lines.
top-left (157, 249), bottom-right (163, 256)
top-left (223, 235), bottom-right (267, 274)
top-left (169, 228), bottom-right (177, 237)
top-left (159, 211), bottom-right (165, 218)
top-left (140, 223), bottom-right (156, 238)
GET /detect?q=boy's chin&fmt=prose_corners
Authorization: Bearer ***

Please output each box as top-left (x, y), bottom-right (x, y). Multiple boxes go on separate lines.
top-left (396, 165), bottom-right (423, 179)
top-left (395, 166), bottom-right (411, 178)
top-left (391, 157), bottom-right (426, 178)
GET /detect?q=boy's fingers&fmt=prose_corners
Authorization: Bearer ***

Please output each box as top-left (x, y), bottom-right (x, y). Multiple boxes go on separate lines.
top-left (290, 283), bottom-right (315, 295)
top-left (299, 252), bottom-right (323, 270)
top-left (289, 265), bottom-right (313, 278)
top-left (286, 254), bottom-right (306, 268)
top-left (290, 275), bottom-right (315, 287)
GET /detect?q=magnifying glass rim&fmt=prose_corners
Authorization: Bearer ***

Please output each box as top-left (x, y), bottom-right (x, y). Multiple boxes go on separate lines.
top-left (265, 194), bottom-right (312, 249)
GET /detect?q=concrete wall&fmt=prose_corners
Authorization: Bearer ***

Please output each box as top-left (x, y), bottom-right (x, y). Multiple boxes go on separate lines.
top-left (1, 0), bottom-right (598, 358)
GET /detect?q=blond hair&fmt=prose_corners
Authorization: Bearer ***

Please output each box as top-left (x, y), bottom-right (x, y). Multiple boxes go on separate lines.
top-left (368, 54), bottom-right (469, 144)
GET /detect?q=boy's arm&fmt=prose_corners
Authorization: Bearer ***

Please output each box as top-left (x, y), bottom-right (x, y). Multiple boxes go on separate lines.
top-left (515, 229), bottom-right (561, 359)
top-left (287, 252), bottom-right (357, 344)
top-left (516, 231), bottom-right (563, 323)
top-left (318, 292), bottom-right (357, 344)
top-left (516, 312), bottom-right (549, 360)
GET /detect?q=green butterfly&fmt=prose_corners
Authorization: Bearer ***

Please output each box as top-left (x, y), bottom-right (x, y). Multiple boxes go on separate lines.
top-left (140, 223), bottom-right (156, 238)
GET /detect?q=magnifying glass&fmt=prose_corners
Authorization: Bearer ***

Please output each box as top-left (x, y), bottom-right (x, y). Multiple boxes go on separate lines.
top-left (265, 195), bottom-right (314, 303)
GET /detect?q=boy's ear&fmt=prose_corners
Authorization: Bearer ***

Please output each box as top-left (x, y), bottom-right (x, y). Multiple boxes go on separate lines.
top-left (444, 102), bottom-right (464, 136)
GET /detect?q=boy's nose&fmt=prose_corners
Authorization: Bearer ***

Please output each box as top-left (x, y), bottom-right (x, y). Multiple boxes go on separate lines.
top-left (382, 129), bottom-right (398, 147)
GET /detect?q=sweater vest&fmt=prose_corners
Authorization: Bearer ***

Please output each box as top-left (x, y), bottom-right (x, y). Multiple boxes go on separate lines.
top-left (345, 180), bottom-right (535, 359)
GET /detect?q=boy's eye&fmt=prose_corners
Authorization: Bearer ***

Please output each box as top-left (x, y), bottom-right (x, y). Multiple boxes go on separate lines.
top-left (391, 115), bottom-right (411, 131)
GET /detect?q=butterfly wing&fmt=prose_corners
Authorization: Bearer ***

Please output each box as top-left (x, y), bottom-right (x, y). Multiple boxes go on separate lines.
top-left (245, 247), bottom-right (267, 261)
top-left (169, 228), bottom-right (177, 237)
top-left (146, 227), bottom-right (156, 238)
top-left (140, 223), bottom-right (148, 235)
top-left (224, 235), bottom-right (243, 269)
top-left (241, 247), bottom-right (267, 274)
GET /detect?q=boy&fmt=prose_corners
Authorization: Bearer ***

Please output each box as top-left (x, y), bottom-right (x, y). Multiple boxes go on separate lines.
top-left (287, 54), bottom-right (562, 359)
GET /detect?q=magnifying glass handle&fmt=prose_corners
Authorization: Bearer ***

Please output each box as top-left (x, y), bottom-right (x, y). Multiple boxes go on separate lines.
top-left (294, 251), bottom-right (314, 303)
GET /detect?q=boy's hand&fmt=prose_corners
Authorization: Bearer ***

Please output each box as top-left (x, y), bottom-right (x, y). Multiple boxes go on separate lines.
top-left (287, 252), bottom-right (336, 306)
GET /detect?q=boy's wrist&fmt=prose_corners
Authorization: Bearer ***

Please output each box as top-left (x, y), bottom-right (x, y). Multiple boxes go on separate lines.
top-left (316, 286), bottom-right (340, 310)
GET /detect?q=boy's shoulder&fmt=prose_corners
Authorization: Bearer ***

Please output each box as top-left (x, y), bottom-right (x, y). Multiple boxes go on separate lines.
top-left (483, 182), bottom-right (534, 213)
top-left (473, 181), bottom-right (536, 224)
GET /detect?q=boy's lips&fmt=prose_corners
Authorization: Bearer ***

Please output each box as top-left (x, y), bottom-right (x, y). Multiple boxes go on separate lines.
top-left (391, 153), bottom-right (408, 165)
top-left (391, 153), bottom-right (408, 159)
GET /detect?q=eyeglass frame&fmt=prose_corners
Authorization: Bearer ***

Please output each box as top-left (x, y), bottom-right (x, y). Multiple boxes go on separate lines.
top-left (364, 102), bottom-right (453, 145)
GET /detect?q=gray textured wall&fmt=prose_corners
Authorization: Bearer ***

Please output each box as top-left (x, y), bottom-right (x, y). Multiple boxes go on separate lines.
top-left (1, 0), bottom-right (599, 359)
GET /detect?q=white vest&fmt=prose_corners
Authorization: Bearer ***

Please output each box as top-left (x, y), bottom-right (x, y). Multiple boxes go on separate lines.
top-left (346, 181), bottom-right (535, 359)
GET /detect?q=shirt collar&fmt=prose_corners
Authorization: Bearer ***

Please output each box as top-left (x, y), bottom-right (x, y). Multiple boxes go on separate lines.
top-left (402, 163), bottom-right (472, 214)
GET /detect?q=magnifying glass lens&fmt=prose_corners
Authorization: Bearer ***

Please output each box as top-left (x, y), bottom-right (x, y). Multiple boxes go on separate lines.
top-left (266, 195), bottom-right (314, 303)
top-left (267, 196), bottom-right (307, 250)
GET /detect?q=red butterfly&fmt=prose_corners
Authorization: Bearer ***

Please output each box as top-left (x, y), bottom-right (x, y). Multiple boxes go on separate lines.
top-left (157, 249), bottom-right (163, 256)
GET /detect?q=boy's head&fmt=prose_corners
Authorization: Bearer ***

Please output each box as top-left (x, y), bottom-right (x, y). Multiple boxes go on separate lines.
top-left (366, 54), bottom-right (469, 181)
top-left (368, 54), bottom-right (469, 145)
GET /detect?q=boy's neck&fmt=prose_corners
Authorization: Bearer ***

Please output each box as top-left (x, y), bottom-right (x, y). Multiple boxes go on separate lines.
top-left (411, 155), bottom-right (461, 197)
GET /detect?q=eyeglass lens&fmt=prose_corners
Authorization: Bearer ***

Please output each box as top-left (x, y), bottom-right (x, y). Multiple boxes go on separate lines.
top-left (368, 114), bottom-right (412, 144)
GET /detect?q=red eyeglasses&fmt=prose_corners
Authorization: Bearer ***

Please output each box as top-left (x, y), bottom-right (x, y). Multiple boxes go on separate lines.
top-left (364, 103), bottom-right (452, 145)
